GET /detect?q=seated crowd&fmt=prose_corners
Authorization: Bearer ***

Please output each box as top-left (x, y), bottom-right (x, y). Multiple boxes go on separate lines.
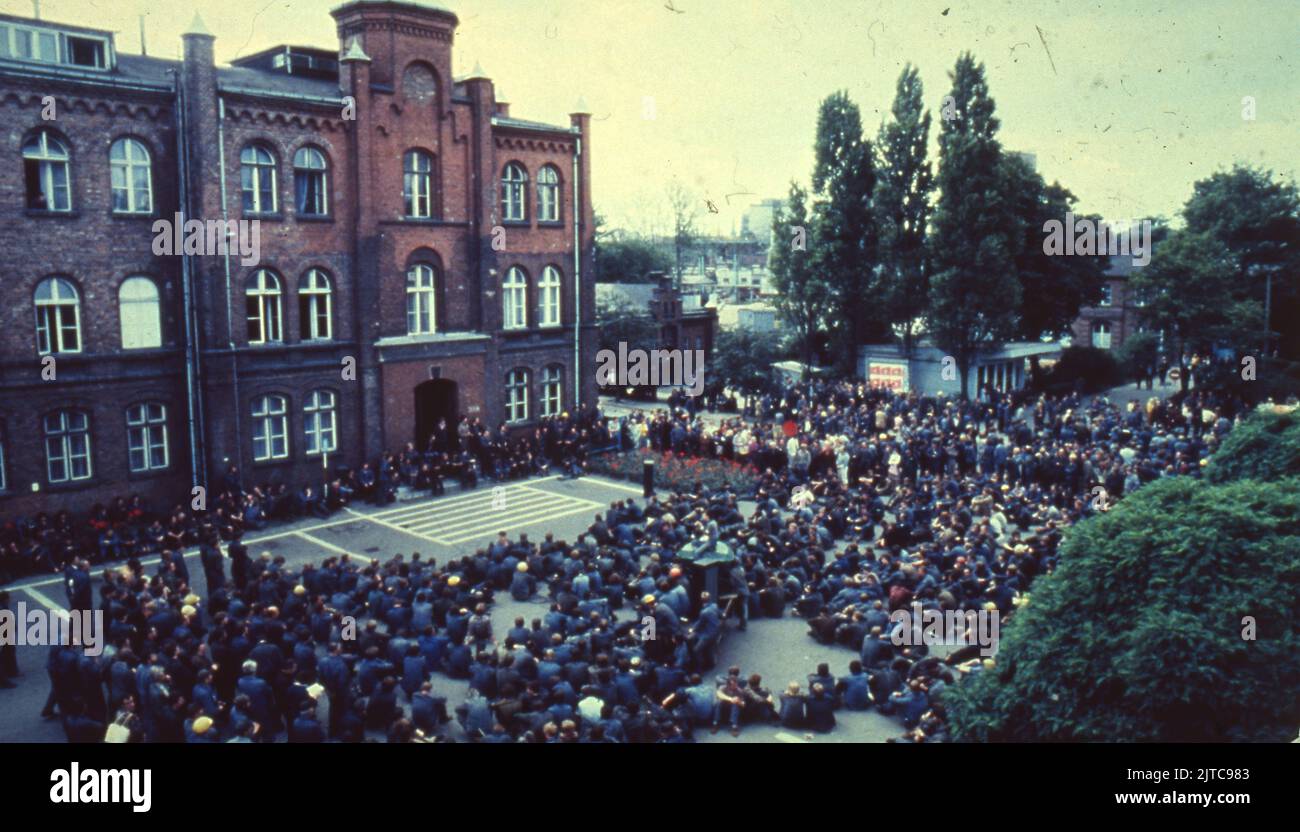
top-left (0, 379), bottom-right (1249, 742)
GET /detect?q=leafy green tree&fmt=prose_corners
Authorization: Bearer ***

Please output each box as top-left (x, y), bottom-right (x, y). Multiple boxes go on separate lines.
top-left (595, 236), bottom-right (672, 283)
top-left (1182, 166), bottom-right (1300, 361)
top-left (1000, 154), bottom-right (1108, 345)
top-left (710, 328), bottom-right (784, 396)
top-left (1113, 329), bottom-right (1161, 386)
top-left (768, 181), bottom-right (826, 374)
top-left (810, 91), bottom-right (879, 370)
top-left (666, 181), bottom-right (699, 289)
top-left (1204, 407), bottom-right (1300, 484)
top-left (926, 53), bottom-right (1022, 398)
top-left (1129, 229), bottom-right (1262, 391)
top-left (874, 64), bottom-right (933, 356)
top-left (947, 471), bottom-right (1300, 742)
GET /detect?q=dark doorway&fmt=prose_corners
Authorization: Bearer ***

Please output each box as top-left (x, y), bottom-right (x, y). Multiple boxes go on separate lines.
top-left (414, 379), bottom-right (458, 452)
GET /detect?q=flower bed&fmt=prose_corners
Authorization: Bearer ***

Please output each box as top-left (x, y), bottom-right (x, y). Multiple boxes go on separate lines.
top-left (588, 448), bottom-right (761, 495)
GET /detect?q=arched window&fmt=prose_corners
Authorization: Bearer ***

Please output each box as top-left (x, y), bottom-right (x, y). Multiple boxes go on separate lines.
top-left (538, 266), bottom-right (562, 327)
top-left (537, 165), bottom-right (560, 222)
top-left (403, 150), bottom-right (433, 218)
top-left (401, 62), bottom-right (438, 102)
top-left (505, 368), bottom-right (529, 423)
top-left (541, 365), bottom-right (563, 417)
top-left (251, 395), bottom-right (289, 461)
top-left (110, 138), bottom-right (152, 214)
top-left (44, 409), bottom-right (91, 482)
top-left (23, 129), bottom-right (70, 211)
top-left (501, 162), bottom-right (527, 222)
top-left (246, 270), bottom-right (283, 344)
top-left (119, 276), bottom-right (161, 349)
top-left (406, 263), bottom-right (437, 334)
top-left (126, 402), bottom-right (168, 472)
top-left (293, 146), bottom-right (329, 216)
top-left (303, 389), bottom-right (337, 456)
top-left (35, 277), bottom-right (81, 354)
top-left (240, 145), bottom-right (277, 214)
top-left (1091, 321), bottom-right (1112, 350)
top-left (298, 269), bottom-right (332, 341)
top-left (502, 267), bottom-right (528, 330)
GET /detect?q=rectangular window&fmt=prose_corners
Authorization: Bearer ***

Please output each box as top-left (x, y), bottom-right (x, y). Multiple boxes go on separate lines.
top-left (127, 403), bottom-right (169, 472)
top-left (66, 36), bottom-right (106, 68)
top-left (252, 398), bottom-right (289, 461)
top-left (0, 434), bottom-right (7, 491)
top-left (44, 411), bottom-right (91, 483)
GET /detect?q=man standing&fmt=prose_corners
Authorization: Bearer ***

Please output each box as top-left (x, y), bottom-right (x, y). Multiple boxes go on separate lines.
top-left (200, 536), bottom-right (226, 592)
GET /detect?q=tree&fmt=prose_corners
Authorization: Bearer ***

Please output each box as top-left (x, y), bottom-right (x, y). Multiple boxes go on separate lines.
top-left (810, 91), bottom-right (879, 371)
top-left (1129, 229), bottom-right (1261, 392)
top-left (1204, 406), bottom-right (1300, 485)
top-left (710, 328), bottom-right (784, 397)
top-left (947, 467), bottom-right (1300, 742)
top-left (768, 181), bottom-right (826, 374)
top-left (874, 64), bottom-right (933, 355)
top-left (926, 53), bottom-right (1022, 398)
top-left (665, 180), bottom-right (699, 289)
top-left (1182, 166), bottom-right (1300, 361)
top-left (1000, 154), bottom-right (1108, 343)
top-left (595, 235), bottom-right (672, 283)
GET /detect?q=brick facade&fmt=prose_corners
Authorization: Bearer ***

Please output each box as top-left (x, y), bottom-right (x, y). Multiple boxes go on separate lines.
top-left (0, 1), bottom-right (596, 516)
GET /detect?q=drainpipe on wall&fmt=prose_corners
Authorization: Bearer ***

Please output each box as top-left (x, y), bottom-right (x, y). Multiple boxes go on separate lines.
top-left (216, 96), bottom-right (242, 459)
top-left (572, 137), bottom-right (581, 410)
top-left (173, 71), bottom-right (205, 490)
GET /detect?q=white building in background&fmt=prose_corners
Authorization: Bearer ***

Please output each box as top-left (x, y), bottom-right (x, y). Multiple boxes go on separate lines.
top-left (741, 198), bottom-right (784, 246)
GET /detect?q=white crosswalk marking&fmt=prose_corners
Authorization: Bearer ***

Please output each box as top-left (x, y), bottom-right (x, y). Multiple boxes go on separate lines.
top-left (364, 481), bottom-right (602, 547)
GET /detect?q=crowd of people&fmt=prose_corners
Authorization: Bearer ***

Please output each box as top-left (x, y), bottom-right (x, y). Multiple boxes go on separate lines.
top-left (0, 410), bottom-right (614, 583)
top-left (0, 377), bottom-right (1251, 742)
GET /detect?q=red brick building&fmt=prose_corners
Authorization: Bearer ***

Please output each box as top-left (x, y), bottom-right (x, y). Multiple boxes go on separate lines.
top-left (0, 1), bottom-right (596, 516)
top-left (1070, 255), bottom-right (1144, 353)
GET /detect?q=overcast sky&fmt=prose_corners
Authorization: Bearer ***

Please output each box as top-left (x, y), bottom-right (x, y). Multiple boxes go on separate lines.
top-left (5, 0), bottom-right (1296, 235)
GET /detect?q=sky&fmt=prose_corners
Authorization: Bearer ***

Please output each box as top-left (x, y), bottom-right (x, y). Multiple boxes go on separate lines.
top-left (5, 0), bottom-right (1296, 236)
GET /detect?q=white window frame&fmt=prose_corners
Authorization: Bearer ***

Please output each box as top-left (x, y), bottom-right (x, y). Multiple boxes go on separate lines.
top-left (119, 276), bottom-right (161, 349)
top-left (501, 163), bottom-right (527, 222)
top-left (1092, 321), bottom-right (1112, 350)
top-left (293, 146), bottom-right (329, 216)
top-left (538, 266), bottom-right (561, 327)
top-left (247, 270), bottom-right (283, 344)
top-left (241, 145), bottom-right (277, 214)
top-left (23, 129), bottom-right (71, 212)
top-left (299, 269), bottom-right (333, 341)
top-left (404, 150), bottom-right (433, 218)
top-left (406, 263), bottom-right (437, 334)
top-left (0, 431), bottom-right (7, 492)
top-left (126, 402), bottom-right (168, 472)
top-left (304, 389), bottom-right (337, 456)
top-left (537, 165), bottom-right (560, 222)
top-left (503, 267), bottom-right (528, 330)
top-left (251, 395), bottom-right (289, 461)
top-left (110, 137), bottom-right (153, 214)
top-left (35, 277), bottom-right (81, 354)
top-left (541, 365), bottom-right (562, 417)
top-left (505, 368), bottom-right (529, 423)
top-left (44, 410), bottom-right (91, 483)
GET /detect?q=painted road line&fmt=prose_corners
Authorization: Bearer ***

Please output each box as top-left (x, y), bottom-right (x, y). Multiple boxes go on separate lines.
top-left (24, 587), bottom-right (71, 620)
top-left (371, 476), bottom-right (561, 520)
top-left (403, 492), bottom-right (576, 535)
top-left (427, 493), bottom-right (598, 533)
top-left (397, 488), bottom-right (564, 528)
top-left (294, 530), bottom-right (360, 558)
top-left (774, 731), bottom-right (809, 743)
top-left (343, 507), bottom-right (452, 544)
top-left (439, 502), bottom-right (599, 546)
top-left (571, 477), bottom-right (646, 495)
top-left (516, 483), bottom-right (605, 507)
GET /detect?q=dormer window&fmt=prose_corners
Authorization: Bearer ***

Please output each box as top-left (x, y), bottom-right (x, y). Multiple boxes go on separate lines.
top-left (0, 22), bottom-right (111, 70)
